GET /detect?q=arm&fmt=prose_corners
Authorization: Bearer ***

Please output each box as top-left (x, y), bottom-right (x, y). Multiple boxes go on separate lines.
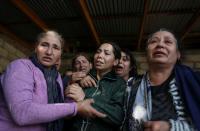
top-left (2, 60), bottom-right (77, 126)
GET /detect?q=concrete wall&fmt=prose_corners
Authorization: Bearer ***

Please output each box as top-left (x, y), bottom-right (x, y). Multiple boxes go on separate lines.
top-left (0, 34), bottom-right (26, 73)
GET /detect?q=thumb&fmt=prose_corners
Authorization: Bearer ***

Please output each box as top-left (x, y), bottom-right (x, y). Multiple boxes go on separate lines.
top-left (87, 99), bottom-right (94, 104)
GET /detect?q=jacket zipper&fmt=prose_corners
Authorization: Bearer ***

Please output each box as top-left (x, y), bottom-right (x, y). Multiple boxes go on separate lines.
top-left (81, 73), bottom-right (99, 131)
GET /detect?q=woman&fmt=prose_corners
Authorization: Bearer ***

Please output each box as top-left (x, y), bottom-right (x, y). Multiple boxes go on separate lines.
top-left (115, 48), bottom-right (138, 81)
top-left (63, 52), bottom-right (92, 88)
top-left (66, 42), bottom-right (126, 131)
top-left (78, 49), bottom-right (138, 88)
top-left (72, 52), bottom-right (92, 74)
top-left (0, 30), bottom-right (105, 131)
top-left (121, 29), bottom-right (199, 131)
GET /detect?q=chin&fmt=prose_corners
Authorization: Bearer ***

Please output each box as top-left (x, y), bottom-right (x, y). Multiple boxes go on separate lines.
top-left (41, 62), bottom-right (53, 67)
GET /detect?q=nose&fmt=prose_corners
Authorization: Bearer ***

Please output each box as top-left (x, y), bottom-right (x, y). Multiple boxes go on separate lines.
top-left (119, 58), bottom-right (123, 63)
top-left (46, 47), bottom-right (53, 55)
top-left (156, 40), bottom-right (164, 48)
top-left (97, 52), bottom-right (104, 58)
top-left (80, 61), bottom-right (84, 67)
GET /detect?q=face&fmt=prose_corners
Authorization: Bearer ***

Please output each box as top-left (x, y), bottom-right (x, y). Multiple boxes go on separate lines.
top-left (55, 58), bottom-right (61, 70)
top-left (35, 32), bottom-right (62, 68)
top-left (94, 43), bottom-right (118, 73)
top-left (74, 55), bottom-right (92, 73)
top-left (147, 31), bottom-right (180, 66)
top-left (115, 51), bottom-right (131, 80)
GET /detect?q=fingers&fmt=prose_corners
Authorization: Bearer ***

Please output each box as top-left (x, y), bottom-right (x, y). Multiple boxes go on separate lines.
top-left (86, 77), bottom-right (96, 87)
top-left (71, 72), bottom-right (86, 82)
top-left (77, 99), bottom-right (106, 118)
top-left (80, 76), bottom-right (97, 87)
top-left (66, 85), bottom-right (85, 101)
top-left (85, 99), bottom-right (106, 118)
top-left (90, 79), bottom-right (97, 87)
top-left (65, 84), bottom-right (78, 96)
top-left (86, 98), bottom-right (94, 104)
top-left (89, 106), bottom-right (106, 118)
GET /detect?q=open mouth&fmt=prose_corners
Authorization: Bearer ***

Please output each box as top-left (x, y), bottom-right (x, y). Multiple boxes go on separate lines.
top-left (115, 65), bottom-right (123, 72)
top-left (95, 60), bottom-right (103, 65)
top-left (153, 51), bottom-right (166, 56)
top-left (42, 57), bottom-right (52, 62)
top-left (80, 68), bottom-right (87, 72)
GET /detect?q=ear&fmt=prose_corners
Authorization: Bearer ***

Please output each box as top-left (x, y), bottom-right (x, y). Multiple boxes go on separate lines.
top-left (113, 59), bottom-right (119, 66)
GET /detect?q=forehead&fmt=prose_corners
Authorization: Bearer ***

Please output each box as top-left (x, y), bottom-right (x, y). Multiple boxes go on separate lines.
top-left (151, 31), bottom-right (176, 40)
top-left (99, 43), bottom-right (113, 51)
top-left (40, 33), bottom-right (61, 46)
top-left (75, 55), bottom-right (88, 61)
top-left (121, 51), bottom-right (130, 59)
top-left (121, 52), bottom-right (127, 57)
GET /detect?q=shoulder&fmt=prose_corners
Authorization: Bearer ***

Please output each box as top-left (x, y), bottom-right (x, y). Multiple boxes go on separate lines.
top-left (127, 75), bottom-right (143, 86)
top-left (9, 58), bottom-right (35, 70)
top-left (4, 58), bottom-right (40, 78)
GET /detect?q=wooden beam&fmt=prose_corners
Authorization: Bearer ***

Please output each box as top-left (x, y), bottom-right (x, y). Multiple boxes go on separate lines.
top-left (10, 0), bottom-right (70, 52)
top-left (0, 24), bottom-right (32, 55)
top-left (181, 8), bottom-right (200, 41)
top-left (79, 0), bottom-right (101, 46)
top-left (11, 0), bottom-right (48, 31)
top-left (137, 0), bottom-right (149, 50)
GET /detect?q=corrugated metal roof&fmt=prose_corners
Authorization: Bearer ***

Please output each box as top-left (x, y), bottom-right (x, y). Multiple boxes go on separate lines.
top-left (149, 0), bottom-right (200, 11)
top-left (145, 14), bottom-right (193, 34)
top-left (0, 0), bottom-right (30, 24)
top-left (86, 0), bottom-right (144, 16)
top-left (1, 0), bottom-right (200, 51)
top-left (24, 0), bottom-right (79, 18)
top-left (94, 18), bottom-right (140, 35)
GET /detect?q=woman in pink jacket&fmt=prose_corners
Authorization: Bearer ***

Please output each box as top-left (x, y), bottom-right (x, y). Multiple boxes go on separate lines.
top-left (0, 30), bottom-right (105, 131)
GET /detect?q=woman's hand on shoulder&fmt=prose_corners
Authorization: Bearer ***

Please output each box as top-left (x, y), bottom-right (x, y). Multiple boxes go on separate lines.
top-left (79, 75), bottom-right (96, 87)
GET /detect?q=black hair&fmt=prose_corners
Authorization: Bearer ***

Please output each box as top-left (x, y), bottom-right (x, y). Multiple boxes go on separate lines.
top-left (100, 41), bottom-right (121, 60)
top-left (121, 48), bottom-right (138, 77)
top-left (71, 52), bottom-right (91, 71)
top-left (147, 28), bottom-right (179, 50)
top-left (146, 28), bottom-right (182, 64)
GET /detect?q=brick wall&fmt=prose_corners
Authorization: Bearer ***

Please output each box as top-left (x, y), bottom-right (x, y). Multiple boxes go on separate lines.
top-left (0, 34), bottom-right (27, 73)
